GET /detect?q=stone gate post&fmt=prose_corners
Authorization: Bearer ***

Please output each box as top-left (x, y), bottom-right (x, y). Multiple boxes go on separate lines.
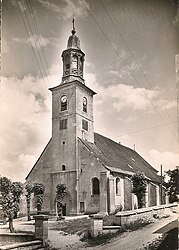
top-left (34, 215), bottom-right (49, 246)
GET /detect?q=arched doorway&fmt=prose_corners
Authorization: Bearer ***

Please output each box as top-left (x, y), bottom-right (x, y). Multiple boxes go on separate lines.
top-left (55, 191), bottom-right (72, 216)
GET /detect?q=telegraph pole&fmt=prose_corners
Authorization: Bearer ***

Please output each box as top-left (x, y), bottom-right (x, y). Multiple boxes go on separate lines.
top-left (160, 164), bottom-right (163, 205)
top-left (176, 55), bottom-right (179, 143)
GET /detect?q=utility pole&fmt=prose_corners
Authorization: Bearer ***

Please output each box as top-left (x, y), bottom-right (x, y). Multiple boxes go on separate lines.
top-left (176, 55), bottom-right (179, 143)
top-left (160, 164), bottom-right (163, 205)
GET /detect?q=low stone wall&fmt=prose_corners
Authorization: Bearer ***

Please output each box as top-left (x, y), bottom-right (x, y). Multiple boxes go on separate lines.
top-left (0, 233), bottom-right (34, 244)
top-left (115, 203), bottom-right (177, 226)
top-left (90, 203), bottom-right (177, 237)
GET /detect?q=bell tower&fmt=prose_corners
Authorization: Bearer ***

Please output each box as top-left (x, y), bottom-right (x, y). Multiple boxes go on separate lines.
top-left (61, 18), bottom-right (85, 84)
top-left (49, 20), bottom-right (96, 174)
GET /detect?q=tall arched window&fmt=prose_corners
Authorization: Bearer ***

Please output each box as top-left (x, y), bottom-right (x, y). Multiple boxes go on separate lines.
top-left (72, 55), bottom-right (78, 69)
top-left (116, 178), bottom-right (121, 195)
top-left (83, 97), bottom-right (87, 112)
top-left (80, 56), bottom-right (83, 71)
top-left (60, 95), bottom-right (67, 111)
top-left (65, 55), bottom-right (70, 70)
top-left (92, 177), bottom-right (100, 195)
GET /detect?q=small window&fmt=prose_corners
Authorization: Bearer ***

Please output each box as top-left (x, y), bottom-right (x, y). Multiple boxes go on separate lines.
top-left (116, 178), bottom-right (121, 195)
top-left (92, 177), bottom-right (100, 195)
top-left (80, 202), bottom-right (85, 213)
top-left (62, 165), bottom-right (66, 171)
top-left (60, 119), bottom-right (67, 130)
top-left (82, 119), bottom-right (88, 131)
top-left (61, 95), bottom-right (67, 111)
top-left (83, 97), bottom-right (87, 112)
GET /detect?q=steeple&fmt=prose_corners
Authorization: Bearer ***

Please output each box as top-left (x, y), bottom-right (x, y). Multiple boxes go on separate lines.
top-left (61, 19), bottom-right (85, 84)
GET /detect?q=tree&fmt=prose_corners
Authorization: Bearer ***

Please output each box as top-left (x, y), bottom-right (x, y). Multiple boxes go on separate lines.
top-left (11, 182), bottom-right (23, 219)
top-left (25, 183), bottom-right (34, 221)
top-left (33, 182), bottom-right (45, 214)
top-left (0, 176), bottom-right (23, 232)
top-left (166, 167), bottom-right (179, 203)
top-left (131, 172), bottom-right (147, 208)
top-left (56, 183), bottom-right (67, 218)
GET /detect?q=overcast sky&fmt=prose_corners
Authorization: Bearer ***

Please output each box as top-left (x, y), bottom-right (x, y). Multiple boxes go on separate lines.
top-left (1, 0), bottom-right (179, 182)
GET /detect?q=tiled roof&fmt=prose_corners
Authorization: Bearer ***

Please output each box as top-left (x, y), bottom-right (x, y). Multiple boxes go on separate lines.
top-left (81, 133), bottom-right (161, 183)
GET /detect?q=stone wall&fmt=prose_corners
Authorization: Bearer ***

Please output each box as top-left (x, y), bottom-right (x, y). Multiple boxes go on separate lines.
top-left (116, 203), bottom-right (177, 226)
top-left (25, 140), bottom-right (52, 214)
top-left (90, 203), bottom-right (177, 237)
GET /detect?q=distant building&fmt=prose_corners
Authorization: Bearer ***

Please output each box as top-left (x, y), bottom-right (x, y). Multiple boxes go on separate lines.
top-left (26, 22), bottom-right (165, 215)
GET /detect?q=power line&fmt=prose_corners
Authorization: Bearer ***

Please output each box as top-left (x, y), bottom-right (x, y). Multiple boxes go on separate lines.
top-left (118, 120), bottom-right (177, 137)
top-left (81, 0), bottom-right (177, 141)
top-left (16, 0), bottom-right (50, 97)
top-left (26, 0), bottom-right (52, 88)
top-left (21, 0), bottom-right (51, 90)
top-left (99, 0), bottom-right (175, 126)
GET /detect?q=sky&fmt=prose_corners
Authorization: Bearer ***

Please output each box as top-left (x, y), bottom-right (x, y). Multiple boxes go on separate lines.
top-left (1, 0), bottom-right (179, 182)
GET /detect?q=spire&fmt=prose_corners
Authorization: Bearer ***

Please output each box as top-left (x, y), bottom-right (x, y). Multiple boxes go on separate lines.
top-left (67, 17), bottom-right (81, 49)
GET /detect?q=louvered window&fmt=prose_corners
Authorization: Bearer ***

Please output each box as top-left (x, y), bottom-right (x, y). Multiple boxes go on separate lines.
top-left (60, 119), bottom-right (67, 130)
top-left (82, 119), bottom-right (88, 131)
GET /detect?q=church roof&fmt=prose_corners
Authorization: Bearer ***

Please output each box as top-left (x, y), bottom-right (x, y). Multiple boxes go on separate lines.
top-left (81, 133), bottom-right (161, 183)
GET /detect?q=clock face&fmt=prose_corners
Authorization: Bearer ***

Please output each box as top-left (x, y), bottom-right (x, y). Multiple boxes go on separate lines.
top-left (61, 95), bottom-right (67, 103)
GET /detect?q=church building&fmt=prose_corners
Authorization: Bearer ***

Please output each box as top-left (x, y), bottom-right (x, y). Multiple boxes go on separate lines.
top-left (26, 21), bottom-right (164, 216)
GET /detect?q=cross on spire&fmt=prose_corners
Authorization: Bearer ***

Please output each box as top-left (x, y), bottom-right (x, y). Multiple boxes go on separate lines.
top-left (72, 16), bottom-right (75, 30)
top-left (71, 15), bottom-right (76, 35)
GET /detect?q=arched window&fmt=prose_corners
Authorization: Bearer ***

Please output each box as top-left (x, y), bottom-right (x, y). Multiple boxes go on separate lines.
top-left (62, 165), bottom-right (66, 171)
top-left (92, 177), bottom-right (100, 195)
top-left (61, 95), bottom-right (67, 111)
top-left (116, 178), bottom-right (121, 195)
top-left (83, 97), bottom-right (87, 112)
top-left (65, 55), bottom-right (70, 70)
top-left (80, 56), bottom-right (83, 71)
top-left (72, 55), bottom-right (78, 69)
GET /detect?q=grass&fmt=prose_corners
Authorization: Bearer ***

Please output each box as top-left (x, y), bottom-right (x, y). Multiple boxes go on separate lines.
top-left (80, 218), bottom-right (154, 247)
top-left (144, 227), bottom-right (178, 250)
top-left (80, 230), bottom-right (122, 247)
top-left (49, 217), bottom-right (91, 236)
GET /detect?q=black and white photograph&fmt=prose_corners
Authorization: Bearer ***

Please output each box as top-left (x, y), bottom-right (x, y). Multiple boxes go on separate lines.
top-left (0, 0), bottom-right (178, 249)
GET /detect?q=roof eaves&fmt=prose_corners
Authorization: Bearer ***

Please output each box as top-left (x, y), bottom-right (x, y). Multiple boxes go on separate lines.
top-left (105, 166), bottom-right (134, 176)
top-left (25, 138), bottom-right (52, 180)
